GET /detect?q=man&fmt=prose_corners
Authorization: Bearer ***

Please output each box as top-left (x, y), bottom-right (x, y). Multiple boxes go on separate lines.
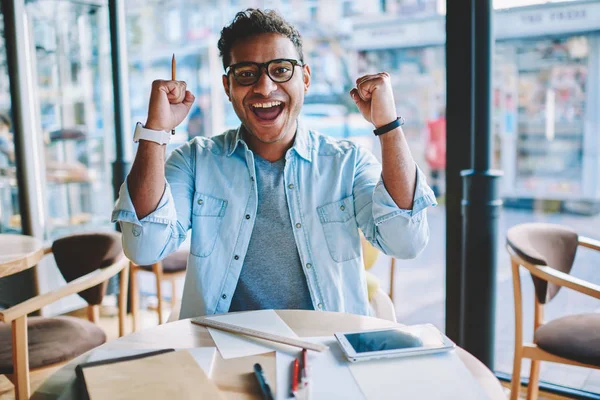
top-left (113, 9), bottom-right (436, 319)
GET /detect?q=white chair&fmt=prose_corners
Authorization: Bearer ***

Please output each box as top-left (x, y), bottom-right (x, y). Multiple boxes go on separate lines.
top-left (370, 287), bottom-right (397, 322)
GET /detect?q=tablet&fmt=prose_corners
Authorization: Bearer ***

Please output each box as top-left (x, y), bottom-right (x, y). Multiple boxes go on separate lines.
top-left (334, 324), bottom-right (455, 363)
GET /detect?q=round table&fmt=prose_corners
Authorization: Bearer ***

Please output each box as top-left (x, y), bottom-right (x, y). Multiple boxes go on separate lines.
top-left (0, 234), bottom-right (45, 278)
top-left (33, 310), bottom-right (506, 399)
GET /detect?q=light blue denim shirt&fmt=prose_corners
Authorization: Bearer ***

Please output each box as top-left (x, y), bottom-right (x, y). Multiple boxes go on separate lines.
top-left (112, 120), bottom-right (437, 319)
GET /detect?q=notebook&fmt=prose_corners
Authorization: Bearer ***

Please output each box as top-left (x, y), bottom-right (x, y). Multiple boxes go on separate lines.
top-left (76, 349), bottom-right (225, 400)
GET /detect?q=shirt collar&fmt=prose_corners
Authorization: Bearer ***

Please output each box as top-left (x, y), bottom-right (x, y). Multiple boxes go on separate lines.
top-left (226, 119), bottom-right (313, 162)
top-left (226, 125), bottom-right (247, 157)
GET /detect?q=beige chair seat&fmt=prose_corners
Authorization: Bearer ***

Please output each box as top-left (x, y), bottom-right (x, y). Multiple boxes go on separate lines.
top-left (137, 249), bottom-right (188, 272)
top-left (0, 316), bottom-right (106, 374)
top-left (534, 313), bottom-right (600, 367)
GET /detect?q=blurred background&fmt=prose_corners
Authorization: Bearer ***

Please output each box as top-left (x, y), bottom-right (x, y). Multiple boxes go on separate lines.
top-left (0, 0), bottom-right (599, 395)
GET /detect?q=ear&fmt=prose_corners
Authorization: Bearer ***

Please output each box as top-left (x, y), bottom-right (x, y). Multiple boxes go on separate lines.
top-left (222, 74), bottom-right (231, 102)
top-left (302, 64), bottom-right (311, 94)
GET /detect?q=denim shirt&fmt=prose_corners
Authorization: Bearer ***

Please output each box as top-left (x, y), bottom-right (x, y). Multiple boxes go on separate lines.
top-left (112, 120), bottom-right (437, 319)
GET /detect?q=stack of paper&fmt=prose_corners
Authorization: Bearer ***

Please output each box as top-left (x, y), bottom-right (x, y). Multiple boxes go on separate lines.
top-left (276, 337), bottom-right (365, 400)
top-left (206, 309), bottom-right (299, 359)
top-left (347, 350), bottom-right (489, 400)
top-left (80, 350), bottom-right (224, 400)
top-left (86, 347), bottom-right (218, 378)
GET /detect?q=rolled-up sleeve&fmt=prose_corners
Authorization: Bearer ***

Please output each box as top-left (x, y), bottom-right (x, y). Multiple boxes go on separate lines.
top-left (111, 142), bottom-right (195, 265)
top-left (354, 147), bottom-right (437, 259)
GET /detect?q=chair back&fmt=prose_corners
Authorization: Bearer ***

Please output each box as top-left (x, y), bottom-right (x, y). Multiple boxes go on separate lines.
top-left (361, 236), bottom-right (379, 270)
top-left (52, 232), bottom-right (123, 305)
top-left (506, 223), bottom-right (578, 304)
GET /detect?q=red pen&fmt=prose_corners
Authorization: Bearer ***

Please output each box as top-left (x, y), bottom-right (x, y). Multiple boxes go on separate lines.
top-left (292, 358), bottom-right (299, 394)
top-left (302, 348), bottom-right (308, 382)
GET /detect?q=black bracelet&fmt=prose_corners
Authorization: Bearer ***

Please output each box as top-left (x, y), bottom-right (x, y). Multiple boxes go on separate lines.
top-left (373, 117), bottom-right (405, 136)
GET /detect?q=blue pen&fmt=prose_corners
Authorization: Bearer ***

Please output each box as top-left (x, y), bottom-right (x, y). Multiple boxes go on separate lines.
top-left (253, 363), bottom-right (275, 400)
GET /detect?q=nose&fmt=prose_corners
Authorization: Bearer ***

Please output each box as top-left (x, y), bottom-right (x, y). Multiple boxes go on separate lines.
top-left (252, 68), bottom-right (278, 97)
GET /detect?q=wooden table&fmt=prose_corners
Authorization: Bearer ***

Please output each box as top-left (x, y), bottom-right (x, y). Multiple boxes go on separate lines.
top-left (0, 234), bottom-right (45, 279)
top-left (33, 310), bottom-right (506, 399)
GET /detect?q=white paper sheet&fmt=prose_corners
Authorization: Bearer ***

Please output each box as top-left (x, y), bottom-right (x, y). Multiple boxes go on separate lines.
top-left (86, 347), bottom-right (217, 377)
top-left (205, 309), bottom-right (298, 359)
top-left (275, 337), bottom-right (366, 400)
top-left (348, 350), bottom-right (489, 400)
top-left (185, 347), bottom-right (218, 378)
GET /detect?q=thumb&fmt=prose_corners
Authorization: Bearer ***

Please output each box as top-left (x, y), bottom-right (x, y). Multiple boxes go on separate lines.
top-left (350, 89), bottom-right (369, 115)
top-left (182, 90), bottom-right (196, 109)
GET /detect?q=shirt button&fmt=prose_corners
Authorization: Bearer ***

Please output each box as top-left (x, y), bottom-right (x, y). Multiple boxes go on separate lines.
top-left (234, 255), bottom-right (239, 260)
top-left (295, 223), bottom-right (301, 229)
top-left (306, 263), bottom-right (312, 269)
top-left (288, 184), bottom-right (295, 189)
top-left (132, 226), bottom-right (141, 237)
top-left (340, 205), bottom-right (345, 211)
top-left (222, 294), bottom-right (227, 299)
top-left (250, 176), bottom-right (255, 182)
top-left (197, 199), bottom-right (203, 205)
top-left (245, 214), bottom-right (250, 219)
top-left (317, 303), bottom-right (323, 310)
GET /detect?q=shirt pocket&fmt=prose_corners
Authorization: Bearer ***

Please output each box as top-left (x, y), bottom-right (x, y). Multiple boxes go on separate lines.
top-left (317, 195), bottom-right (361, 262)
top-left (190, 192), bottom-right (228, 257)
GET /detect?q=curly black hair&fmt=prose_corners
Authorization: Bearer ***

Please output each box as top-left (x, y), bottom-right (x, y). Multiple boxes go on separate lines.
top-left (218, 8), bottom-right (304, 70)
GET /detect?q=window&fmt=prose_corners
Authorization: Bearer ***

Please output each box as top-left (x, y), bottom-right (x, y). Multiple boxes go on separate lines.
top-left (25, 1), bottom-right (115, 239)
top-left (0, 9), bottom-right (21, 235)
top-left (123, 0), bottom-right (449, 326)
top-left (493, 1), bottom-right (600, 393)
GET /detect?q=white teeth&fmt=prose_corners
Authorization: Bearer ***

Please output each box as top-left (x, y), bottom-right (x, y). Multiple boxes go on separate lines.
top-left (251, 101), bottom-right (282, 108)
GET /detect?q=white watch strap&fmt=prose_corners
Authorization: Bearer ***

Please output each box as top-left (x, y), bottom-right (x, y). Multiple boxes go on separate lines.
top-left (133, 122), bottom-right (171, 144)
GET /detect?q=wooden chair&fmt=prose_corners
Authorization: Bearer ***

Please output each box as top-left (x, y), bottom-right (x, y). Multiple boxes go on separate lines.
top-left (0, 232), bottom-right (129, 399)
top-left (506, 223), bottom-right (600, 400)
top-left (129, 249), bottom-right (188, 330)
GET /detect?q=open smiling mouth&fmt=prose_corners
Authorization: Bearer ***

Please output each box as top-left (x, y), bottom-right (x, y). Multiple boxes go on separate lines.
top-left (250, 101), bottom-right (285, 122)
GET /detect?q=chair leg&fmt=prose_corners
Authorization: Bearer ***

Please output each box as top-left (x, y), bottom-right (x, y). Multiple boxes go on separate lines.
top-left (510, 351), bottom-right (523, 400)
top-left (526, 360), bottom-right (541, 400)
top-left (130, 263), bottom-right (140, 332)
top-left (87, 305), bottom-right (99, 324)
top-left (118, 263), bottom-right (129, 337)
top-left (12, 315), bottom-right (30, 400)
top-left (152, 262), bottom-right (164, 325)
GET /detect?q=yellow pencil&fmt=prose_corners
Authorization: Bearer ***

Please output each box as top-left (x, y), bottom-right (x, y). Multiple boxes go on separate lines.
top-left (171, 54), bottom-right (176, 135)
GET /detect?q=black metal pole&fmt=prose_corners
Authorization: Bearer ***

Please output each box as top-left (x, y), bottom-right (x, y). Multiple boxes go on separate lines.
top-left (445, 0), bottom-right (474, 346)
top-left (108, 0), bottom-right (130, 205)
top-left (108, 0), bottom-right (131, 301)
top-left (460, 0), bottom-right (503, 368)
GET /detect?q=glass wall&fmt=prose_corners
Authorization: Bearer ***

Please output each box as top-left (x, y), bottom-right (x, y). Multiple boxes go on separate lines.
top-left (123, 0), bottom-right (448, 321)
top-left (3, 1), bottom-right (118, 316)
top-left (354, 2), bottom-right (600, 394)
top-left (119, 0), bottom-right (600, 394)
top-left (0, 6), bottom-right (21, 235)
top-left (491, 2), bottom-right (600, 394)
top-left (25, 0), bottom-right (115, 240)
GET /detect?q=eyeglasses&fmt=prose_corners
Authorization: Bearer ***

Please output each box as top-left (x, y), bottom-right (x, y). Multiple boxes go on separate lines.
top-left (225, 58), bottom-right (304, 86)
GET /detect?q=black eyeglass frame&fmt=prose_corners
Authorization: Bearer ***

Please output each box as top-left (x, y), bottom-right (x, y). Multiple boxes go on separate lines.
top-left (225, 58), bottom-right (305, 86)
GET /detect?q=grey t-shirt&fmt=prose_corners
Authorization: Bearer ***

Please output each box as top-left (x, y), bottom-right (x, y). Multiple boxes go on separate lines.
top-left (228, 154), bottom-right (314, 312)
